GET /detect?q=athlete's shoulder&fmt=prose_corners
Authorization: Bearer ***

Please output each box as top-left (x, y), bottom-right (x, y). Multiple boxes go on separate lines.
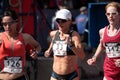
top-left (21, 33), bottom-right (32, 37)
top-left (50, 30), bottom-right (58, 37)
top-left (99, 26), bottom-right (107, 39)
top-left (21, 33), bottom-right (33, 41)
top-left (0, 32), bottom-right (5, 37)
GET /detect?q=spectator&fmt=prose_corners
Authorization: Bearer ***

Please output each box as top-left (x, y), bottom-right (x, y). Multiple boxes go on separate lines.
top-left (75, 6), bottom-right (88, 43)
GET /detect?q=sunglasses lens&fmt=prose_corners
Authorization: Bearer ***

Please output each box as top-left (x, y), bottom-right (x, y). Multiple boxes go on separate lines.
top-left (2, 20), bottom-right (17, 26)
top-left (2, 23), bottom-right (7, 26)
top-left (106, 12), bottom-right (118, 16)
top-left (56, 19), bottom-right (67, 23)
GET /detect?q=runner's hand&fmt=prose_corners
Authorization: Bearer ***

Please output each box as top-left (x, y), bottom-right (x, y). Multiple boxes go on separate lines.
top-left (87, 57), bottom-right (96, 65)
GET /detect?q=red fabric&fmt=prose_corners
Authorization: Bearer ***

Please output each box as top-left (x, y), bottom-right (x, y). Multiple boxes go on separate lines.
top-left (102, 26), bottom-right (120, 79)
top-left (105, 75), bottom-right (120, 80)
top-left (49, 0), bottom-right (55, 8)
top-left (0, 32), bottom-right (26, 70)
top-left (9, 0), bottom-right (34, 35)
top-left (26, 44), bottom-right (34, 54)
top-left (75, 64), bottom-right (80, 80)
top-left (57, 0), bottom-right (64, 6)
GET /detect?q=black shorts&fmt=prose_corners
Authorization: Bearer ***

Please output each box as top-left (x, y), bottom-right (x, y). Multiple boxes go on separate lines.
top-left (51, 70), bottom-right (78, 80)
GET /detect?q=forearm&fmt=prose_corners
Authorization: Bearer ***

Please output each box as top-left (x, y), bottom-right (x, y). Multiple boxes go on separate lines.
top-left (47, 42), bottom-right (53, 52)
top-left (35, 44), bottom-right (41, 54)
top-left (70, 43), bottom-right (85, 60)
top-left (93, 43), bottom-right (103, 58)
top-left (44, 42), bottom-right (53, 57)
top-left (0, 72), bottom-right (24, 80)
top-left (29, 44), bottom-right (41, 59)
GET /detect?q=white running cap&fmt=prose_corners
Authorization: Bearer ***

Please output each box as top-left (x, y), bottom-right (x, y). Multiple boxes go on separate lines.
top-left (55, 9), bottom-right (72, 20)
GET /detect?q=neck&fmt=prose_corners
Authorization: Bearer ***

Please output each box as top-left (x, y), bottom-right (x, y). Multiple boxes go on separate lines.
top-left (5, 32), bottom-right (18, 39)
top-left (60, 29), bottom-right (70, 34)
top-left (109, 24), bottom-right (120, 30)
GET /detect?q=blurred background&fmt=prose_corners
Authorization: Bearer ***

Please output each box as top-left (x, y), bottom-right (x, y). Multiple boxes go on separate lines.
top-left (0, 0), bottom-right (119, 80)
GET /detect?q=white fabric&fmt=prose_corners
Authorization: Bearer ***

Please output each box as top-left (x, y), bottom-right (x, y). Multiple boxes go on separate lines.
top-left (53, 41), bottom-right (67, 56)
top-left (55, 9), bottom-right (72, 20)
top-left (3, 57), bottom-right (22, 73)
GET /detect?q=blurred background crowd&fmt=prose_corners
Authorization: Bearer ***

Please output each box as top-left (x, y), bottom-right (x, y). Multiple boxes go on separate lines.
top-left (35, 0), bottom-right (119, 9)
top-left (0, 0), bottom-right (119, 51)
top-left (0, 0), bottom-right (120, 80)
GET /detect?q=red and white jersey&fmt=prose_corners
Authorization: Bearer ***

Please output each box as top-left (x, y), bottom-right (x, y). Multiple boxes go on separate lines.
top-left (0, 32), bottom-right (26, 73)
top-left (102, 26), bottom-right (120, 58)
top-left (102, 26), bottom-right (120, 78)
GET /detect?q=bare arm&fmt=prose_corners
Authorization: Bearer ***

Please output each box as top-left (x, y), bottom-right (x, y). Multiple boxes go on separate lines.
top-left (0, 33), bottom-right (2, 45)
top-left (73, 32), bottom-right (85, 60)
top-left (44, 31), bottom-right (57, 57)
top-left (66, 31), bottom-right (85, 60)
top-left (92, 28), bottom-right (104, 58)
top-left (0, 72), bottom-right (24, 80)
top-left (87, 28), bottom-right (104, 65)
top-left (23, 33), bottom-right (41, 58)
top-left (44, 41), bottom-right (53, 57)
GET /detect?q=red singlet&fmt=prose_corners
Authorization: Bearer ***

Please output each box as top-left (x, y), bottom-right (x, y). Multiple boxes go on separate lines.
top-left (102, 26), bottom-right (120, 80)
top-left (0, 32), bottom-right (26, 73)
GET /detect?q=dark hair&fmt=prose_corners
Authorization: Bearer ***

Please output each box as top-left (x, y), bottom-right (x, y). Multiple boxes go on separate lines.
top-left (1, 9), bottom-right (18, 20)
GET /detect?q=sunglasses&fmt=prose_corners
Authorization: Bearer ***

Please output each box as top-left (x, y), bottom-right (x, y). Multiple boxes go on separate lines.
top-left (2, 20), bottom-right (17, 26)
top-left (56, 19), bottom-right (67, 23)
top-left (105, 12), bottom-right (119, 16)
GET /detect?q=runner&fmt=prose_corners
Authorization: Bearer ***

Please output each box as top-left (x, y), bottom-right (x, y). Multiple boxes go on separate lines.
top-left (87, 2), bottom-right (120, 80)
top-left (45, 9), bottom-right (85, 80)
top-left (0, 9), bottom-right (41, 80)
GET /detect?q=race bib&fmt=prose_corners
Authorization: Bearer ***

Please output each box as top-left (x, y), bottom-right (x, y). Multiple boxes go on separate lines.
top-left (53, 41), bottom-right (67, 56)
top-left (3, 57), bottom-right (22, 73)
top-left (105, 42), bottom-right (120, 58)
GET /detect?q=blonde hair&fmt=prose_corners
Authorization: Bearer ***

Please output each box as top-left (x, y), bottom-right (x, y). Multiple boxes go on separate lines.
top-left (105, 2), bottom-right (120, 13)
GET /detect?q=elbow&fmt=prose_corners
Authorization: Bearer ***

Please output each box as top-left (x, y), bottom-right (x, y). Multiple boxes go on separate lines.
top-left (37, 44), bottom-right (42, 52)
top-left (79, 48), bottom-right (85, 60)
top-left (80, 52), bottom-right (85, 60)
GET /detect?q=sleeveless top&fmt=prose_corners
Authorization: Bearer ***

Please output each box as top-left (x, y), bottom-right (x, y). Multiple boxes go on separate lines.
top-left (52, 30), bottom-right (75, 56)
top-left (0, 32), bottom-right (26, 73)
top-left (102, 26), bottom-right (120, 58)
top-left (102, 26), bottom-right (120, 77)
